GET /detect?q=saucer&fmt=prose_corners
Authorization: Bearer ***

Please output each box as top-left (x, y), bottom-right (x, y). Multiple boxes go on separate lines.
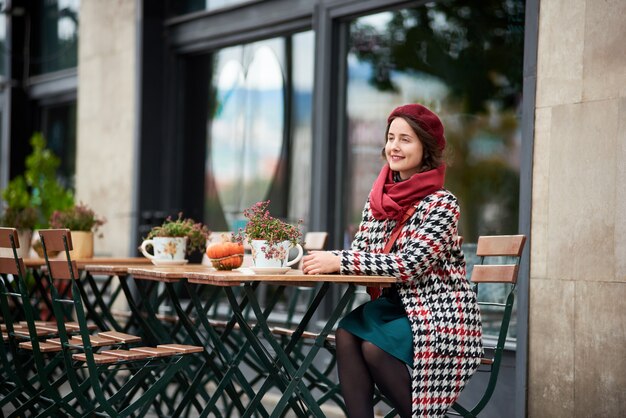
top-left (151, 259), bottom-right (189, 266)
top-left (249, 267), bottom-right (291, 275)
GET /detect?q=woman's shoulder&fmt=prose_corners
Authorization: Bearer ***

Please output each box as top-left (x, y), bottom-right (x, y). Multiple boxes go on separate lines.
top-left (416, 189), bottom-right (459, 208)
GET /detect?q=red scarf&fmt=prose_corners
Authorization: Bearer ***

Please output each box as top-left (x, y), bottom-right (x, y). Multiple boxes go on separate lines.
top-left (369, 163), bottom-right (446, 221)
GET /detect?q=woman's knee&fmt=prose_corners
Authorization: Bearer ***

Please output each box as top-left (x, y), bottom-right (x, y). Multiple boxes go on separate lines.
top-left (336, 328), bottom-right (355, 343)
top-left (361, 341), bottom-right (386, 365)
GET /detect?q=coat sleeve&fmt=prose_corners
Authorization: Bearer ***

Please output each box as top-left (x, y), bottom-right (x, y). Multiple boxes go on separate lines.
top-left (349, 199), bottom-right (373, 252)
top-left (339, 191), bottom-right (459, 283)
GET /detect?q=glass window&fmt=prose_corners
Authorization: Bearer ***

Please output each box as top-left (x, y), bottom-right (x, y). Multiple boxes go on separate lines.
top-left (171, 0), bottom-right (259, 16)
top-left (204, 31), bottom-right (313, 231)
top-left (31, 0), bottom-right (80, 75)
top-left (0, 0), bottom-right (6, 78)
top-left (344, 1), bottom-right (524, 340)
top-left (41, 101), bottom-right (77, 190)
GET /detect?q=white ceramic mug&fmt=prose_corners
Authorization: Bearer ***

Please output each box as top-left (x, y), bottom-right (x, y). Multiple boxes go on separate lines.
top-left (140, 237), bottom-right (187, 261)
top-left (250, 240), bottom-right (303, 268)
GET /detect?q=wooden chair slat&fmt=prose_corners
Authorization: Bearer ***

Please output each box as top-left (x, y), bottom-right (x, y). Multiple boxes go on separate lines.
top-left (157, 344), bottom-right (203, 354)
top-left (70, 335), bottom-right (116, 347)
top-left (38, 229), bottom-right (73, 252)
top-left (19, 341), bottom-right (63, 352)
top-left (14, 327), bottom-right (53, 337)
top-left (65, 321), bottom-right (98, 331)
top-left (476, 235), bottom-right (526, 257)
top-left (73, 353), bottom-right (120, 364)
top-left (471, 265), bottom-right (519, 284)
top-left (100, 349), bottom-right (151, 361)
top-left (303, 232), bottom-right (328, 250)
top-left (97, 331), bottom-right (141, 344)
top-left (48, 260), bottom-right (79, 280)
top-left (0, 257), bottom-right (25, 275)
top-left (0, 228), bottom-right (19, 248)
top-left (130, 346), bottom-right (181, 357)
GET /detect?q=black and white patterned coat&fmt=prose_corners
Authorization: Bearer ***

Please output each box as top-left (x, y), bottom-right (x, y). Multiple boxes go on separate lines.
top-left (338, 189), bottom-right (483, 417)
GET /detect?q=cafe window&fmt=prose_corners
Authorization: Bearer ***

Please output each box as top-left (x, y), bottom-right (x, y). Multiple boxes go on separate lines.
top-left (204, 31), bottom-right (314, 231)
top-left (343, 1), bottom-right (524, 340)
top-left (40, 100), bottom-right (77, 190)
top-left (30, 0), bottom-right (79, 75)
top-left (170, 0), bottom-right (262, 16)
top-left (0, 0), bottom-right (6, 78)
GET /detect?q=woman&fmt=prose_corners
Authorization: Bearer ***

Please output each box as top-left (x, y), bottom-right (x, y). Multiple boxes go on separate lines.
top-left (302, 104), bottom-right (483, 417)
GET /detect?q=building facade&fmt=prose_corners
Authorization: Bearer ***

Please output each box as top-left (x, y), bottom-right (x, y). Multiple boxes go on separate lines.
top-left (0, 0), bottom-right (624, 416)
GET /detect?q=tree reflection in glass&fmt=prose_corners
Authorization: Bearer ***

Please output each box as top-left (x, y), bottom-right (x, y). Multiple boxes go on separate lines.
top-left (344, 1), bottom-right (525, 340)
top-left (345, 1), bottom-right (524, 245)
top-left (209, 41), bottom-right (285, 229)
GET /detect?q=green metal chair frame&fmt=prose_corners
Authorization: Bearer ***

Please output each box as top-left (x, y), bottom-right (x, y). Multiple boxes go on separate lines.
top-left (38, 229), bottom-right (200, 418)
top-left (0, 227), bottom-right (78, 417)
top-left (449, 234), bottom-right (527, 417)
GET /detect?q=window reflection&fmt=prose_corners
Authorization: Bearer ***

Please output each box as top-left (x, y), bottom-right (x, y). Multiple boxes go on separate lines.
top-left (289, 31), bottom-right (314, 225)
top-left (207, 39), bottom-right (286, 229)
top-left (42, 101), bottom-right (77, 190)
top-left (171, 0), bottom-right (258, 15)
top-left (344, 1), bottom-right (524, 339)
top-left (345, 2), bottom-right (524, 244)
top-left (0, 0), bottom-right (6, 77)
top-left (32, 0), bottom-right (80, 75)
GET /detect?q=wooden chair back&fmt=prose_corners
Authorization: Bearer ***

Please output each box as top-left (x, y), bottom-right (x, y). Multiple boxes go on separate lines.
top-left (0, 227), bottom-right (20, 249)
top-left (452, 234), bottom-right (527, 417)
top-left (303, 232), bottom-right (328, 251)
top-left (471, 235), bottom-right (526, 285)
top-left (38, 229), bottom-right (79, 280)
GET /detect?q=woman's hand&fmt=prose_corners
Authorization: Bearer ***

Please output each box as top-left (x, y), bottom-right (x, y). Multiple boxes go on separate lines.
top-left (302, 251), bottom-right (341, 275)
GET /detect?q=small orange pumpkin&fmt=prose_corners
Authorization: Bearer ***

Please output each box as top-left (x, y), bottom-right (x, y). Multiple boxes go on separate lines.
top-left (206, 240), bottom-right (244, 270)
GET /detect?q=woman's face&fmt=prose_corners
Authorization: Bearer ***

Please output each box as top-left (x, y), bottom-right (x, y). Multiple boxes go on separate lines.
top-left (385, 117), bottom-right (424, 180)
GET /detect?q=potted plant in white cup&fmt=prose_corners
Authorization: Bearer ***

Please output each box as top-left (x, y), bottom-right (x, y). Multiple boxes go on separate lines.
top-left (140, 213), bottom-right (211, 266)
top-left (238, 200), bottom-right (303, 273)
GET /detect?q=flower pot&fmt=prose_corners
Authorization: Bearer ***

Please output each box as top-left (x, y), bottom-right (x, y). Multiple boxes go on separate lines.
top-left (69, 231), bottom-right (94, 259)
top-left (250, 240), bottom-right (303, 268)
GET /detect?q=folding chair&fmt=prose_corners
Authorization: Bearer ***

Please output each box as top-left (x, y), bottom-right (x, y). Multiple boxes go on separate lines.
top-left (449, 234), bottom-right (527, 417)
top-left (37, 229), bottom-right (203, 417)
top-left (0, 227), bottom-right (75, 417)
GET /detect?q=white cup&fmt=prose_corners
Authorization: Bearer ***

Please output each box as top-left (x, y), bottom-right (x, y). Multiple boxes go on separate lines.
top-left (140, 237), bottom-right (187, 261)
top-left (250, 240), bottom-right (303, 268)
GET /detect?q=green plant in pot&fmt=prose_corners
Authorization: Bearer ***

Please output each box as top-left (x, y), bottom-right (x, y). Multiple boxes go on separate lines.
top-left (0, 203), bottom-right (38, 257)
top-left (46, 203), bottom-right (106, 259)
top-left (1, 133), bottom-right (75, 258)
top-left (139, 214), bottom-right (211, 265)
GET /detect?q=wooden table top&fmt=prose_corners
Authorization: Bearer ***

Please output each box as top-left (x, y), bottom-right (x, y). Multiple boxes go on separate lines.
top-left (121, 264), bottom-right (396, 287)
top-left (25, 257), bottom-right (152, 270)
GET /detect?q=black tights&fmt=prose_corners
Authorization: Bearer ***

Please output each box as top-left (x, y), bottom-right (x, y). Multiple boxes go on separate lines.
top-left (335, 328), bottom-right (412, 418)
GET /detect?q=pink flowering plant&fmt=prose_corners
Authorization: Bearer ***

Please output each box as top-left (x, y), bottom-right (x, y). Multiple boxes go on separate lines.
top-left (49, 203), bottom-right (106, 235)
top-left (146, 213), bottom-right (211, 254)
top-left (238, 200), bottom-right (303, 247)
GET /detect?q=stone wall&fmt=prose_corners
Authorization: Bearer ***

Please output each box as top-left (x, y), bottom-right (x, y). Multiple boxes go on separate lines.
top-left (75, 0), bottom-right (137, 257)
top-left (529, 0), bottom-right (626, 416)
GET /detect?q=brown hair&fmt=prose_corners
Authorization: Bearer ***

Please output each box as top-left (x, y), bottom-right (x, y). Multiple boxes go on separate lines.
top-left (382, 116), bottom-right (444, 173)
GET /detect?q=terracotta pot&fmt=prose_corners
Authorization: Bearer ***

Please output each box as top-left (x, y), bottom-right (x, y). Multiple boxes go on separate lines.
top-left (69, 231), bottom-right (94, 259)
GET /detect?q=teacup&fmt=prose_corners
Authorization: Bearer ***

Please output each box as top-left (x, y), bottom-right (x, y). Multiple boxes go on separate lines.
top-left (250, 240), bottom-right (303, 268)
top-left (140, 237), bottom-right (187, 261)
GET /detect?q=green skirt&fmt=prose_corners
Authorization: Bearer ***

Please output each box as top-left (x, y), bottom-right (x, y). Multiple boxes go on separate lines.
top-left (338, 295), bottom-right (413, 366)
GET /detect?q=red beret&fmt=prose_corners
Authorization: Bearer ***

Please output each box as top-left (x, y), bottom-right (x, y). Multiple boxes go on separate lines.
top-left (387, 104), bottom-right (445, 150)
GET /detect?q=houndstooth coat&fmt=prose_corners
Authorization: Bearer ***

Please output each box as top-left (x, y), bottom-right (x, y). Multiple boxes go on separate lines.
top-left (339, 189), bottom-right (483, 417)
